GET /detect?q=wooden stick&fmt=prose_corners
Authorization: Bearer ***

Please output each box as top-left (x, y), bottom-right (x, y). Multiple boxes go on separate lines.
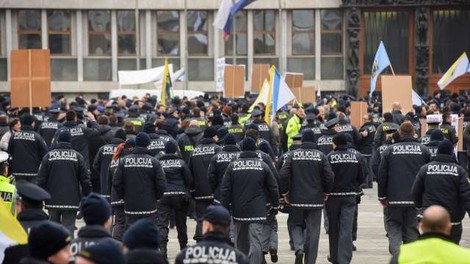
top-left (390, 64), bottom-right (396, 76)
top-left (28, 49), bottom-right (32, 115)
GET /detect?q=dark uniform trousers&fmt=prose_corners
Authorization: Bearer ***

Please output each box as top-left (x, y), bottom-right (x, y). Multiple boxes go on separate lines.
top-left (262, 214), bottom-right (278, 253)
top-left (125, 213), bottom-right (157, 229)
top-left (291, 208), bottom-right (322, 264)
top-left (325, 197), bottom-right (356, 264)
top-left (233, 222), bottom-right (264, 264)
top-left (194, 200), bottom-right (212, 242)
top-left (157, 196), bottom-right (189, 250)
top-left (386, 206), bottom-right (419, 255)
top-left (451, 223), bottom-right (463, 244)
top-left (49, 209), bottom-right (77, 236)
top-left (112, 206), bottom-right (126, 241)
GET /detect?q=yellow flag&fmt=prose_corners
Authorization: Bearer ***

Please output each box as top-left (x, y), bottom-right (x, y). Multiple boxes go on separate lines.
top-left (264, 66), bottom-right (276, 125)
top-left (249, 78), bottom-right (269, 112)
top-left (437, 52), bottom-right (469, 90)
top-left (161, 58), bottom-right (172, 106)
top-left (0, 197), bottom-right (27, 246)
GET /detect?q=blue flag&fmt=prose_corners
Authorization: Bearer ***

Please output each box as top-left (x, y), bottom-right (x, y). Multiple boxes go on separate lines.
top-left (223, 0), bottom-right (256, 38)
top-left (370, 41), bottom-right (391, 96)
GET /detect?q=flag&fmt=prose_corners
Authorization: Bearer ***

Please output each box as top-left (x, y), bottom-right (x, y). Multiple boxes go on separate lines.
top-left (317, 86), bottom-right (321, 98)
top-left (265, 66), bottom-right (296, 124)
top-left (161, 58), bottom-right (172, 106)
top-left (223, 0), bottom-right (256, 39)
top-left (437, 52), bottom-right (469, 90)
top-left (0, 198), bottom-right (27, 262)
top-left (370, 41), bottom-right (391, 96)
top-left (119, 65), bottom-right (170, 85)
top-left (412, 90), bottom-right (424, 106)
top-left (213, 0), bottom-right (233, 32)
top-left (249, 78), bottom-right (269, 112)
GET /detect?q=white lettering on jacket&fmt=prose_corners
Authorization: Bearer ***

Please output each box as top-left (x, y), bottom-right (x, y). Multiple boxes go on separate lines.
top-left (233, 160), bottom-right (263, 171)
top-left (317, 136), bottom-right (333, 145)
top-left (124, 157), bottom-right (153, 168)
top-left (13, 132), bottom-right (35, 141)
top-left (293, 151), bottom-right (321, 161)
top-left (427, 164), bottom-right (458, 176)
top-left (103, 145), bottom-right (116, 155)
top-left (69, 127), bottom-right (84, 136)
top-left (184, 246), bottom-right (237, 263)
top-left (216, 152), bottom-right (239, 163)
top-left (49, 150), bottom-right (78, 161)
top-left (161, 159), bottom-right (182, 168)
top-left (329, 153), bottom-right (358, 163)
top-left (192, 146), bottom-right (216, 156)
top-left (392, 145), bottom-right (422, 155)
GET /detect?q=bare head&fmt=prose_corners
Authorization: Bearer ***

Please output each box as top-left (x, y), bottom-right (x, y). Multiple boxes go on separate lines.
top-left (419, 205), bottom-right (452, 236)
top-left (189, 119), bottom-right (200, 127)
top-left (392, 102), bottom-right (401, 111)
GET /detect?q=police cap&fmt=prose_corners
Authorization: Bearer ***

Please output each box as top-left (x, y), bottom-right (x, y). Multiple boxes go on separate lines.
top-left (16, 180), bottom-right (51, 204)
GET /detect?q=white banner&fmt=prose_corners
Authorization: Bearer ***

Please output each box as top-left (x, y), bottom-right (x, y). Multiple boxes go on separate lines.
top-left (118, 65), bottom-right (173, 86)
top-left (109, 89), bottom-right (204, 100)
top-left (216, 57), bottom-right (226, 93)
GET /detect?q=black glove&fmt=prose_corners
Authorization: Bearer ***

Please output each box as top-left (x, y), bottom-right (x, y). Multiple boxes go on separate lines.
top-left (268, 206), bottom-right (278, 216)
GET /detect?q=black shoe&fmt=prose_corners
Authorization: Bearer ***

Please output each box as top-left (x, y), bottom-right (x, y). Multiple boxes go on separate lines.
top-left (352, 243), bottom-right (357, 251)
top-left (327, 255), bottom-right (338, 264)
top-left (270, 249), bottom-right (278, 263)
top-left (295, 250), bottom-right (304, 264)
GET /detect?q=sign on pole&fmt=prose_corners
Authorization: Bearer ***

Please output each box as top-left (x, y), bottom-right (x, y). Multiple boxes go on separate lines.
top-left (381, 75), bottom-right (413, 114)
top-left (224, 65), bottom-right (245, 98)
top-left (216, 57), bottom-right (226, 93)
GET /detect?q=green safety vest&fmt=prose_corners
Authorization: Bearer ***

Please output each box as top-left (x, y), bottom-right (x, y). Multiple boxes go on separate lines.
top-left (398, 236), bottom-right (470, 263)
top-left (0, 175), bottom-right (15, 213)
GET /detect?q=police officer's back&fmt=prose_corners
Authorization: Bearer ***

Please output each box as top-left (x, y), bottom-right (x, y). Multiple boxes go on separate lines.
top-left (227, 114), bottom-right (245, 142)
top-left (38, 108), bottom-right (62, 148)
top-left (317, 118), bottom-right (339, 155)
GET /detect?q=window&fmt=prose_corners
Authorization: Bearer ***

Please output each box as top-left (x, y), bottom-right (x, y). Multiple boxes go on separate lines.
top-left (187, 11), bottom-right (209, 55)
top-left (292, 10), bottom-right (314, 55)
top-left (18, 10), bottom-right (42, 49)
top-left (253, 10), bottom-right (276, 55)
top-left (432, 10), bottom-right (470, 73)
top-left (157, 11), bottom-right (180, 56)
top-left (321, 10), bottom-right (343, 79)
top-left (363, 11), bottom-right (410, 75)
top-left (225, 11), bottom-right (247, 56)
top-left (117, 11), bottom-right (136, 55)
top-left (47, 10), bottom-right (72, 55)
top-left (88, 10), bottom-right (111, 56)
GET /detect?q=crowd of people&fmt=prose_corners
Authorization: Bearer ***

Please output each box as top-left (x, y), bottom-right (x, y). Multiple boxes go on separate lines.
top-left (0, 89), bottom-right (469, 264)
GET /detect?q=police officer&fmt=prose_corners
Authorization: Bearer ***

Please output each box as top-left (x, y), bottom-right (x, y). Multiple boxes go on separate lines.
top-left (440, 113), bottom-right (458, 144)
top-left (357, 114), bottom-right (377, 188)
top-left (300, 113), bottom-right (323, 144)
top-left (38, 108), bottom-right (62, 148)
top-left (378, 122), bottom-right (431, 255)
top-left (317, 118), bottom-right (339, 156)
top-left (250, 109), bottom-right (278, 156)
top-left (8, 114), bottom-right (48, 183)
top-left (113, 132), bottom-right (166, 227)
top-left (189, 126), bottom-right (221, 242)
top-left (177, 120), bottom-right (203, 164)
top-left (374, 112), bottom-right (396, 148)
top-left (207, 133), bottom-right (240, 204)
top-left (93, 129), bottom-right (127, 200)
top-left (227, 114), bottom-right (245, 142)
top-left (420, 114), bottom-right (442, 145)
top-left (70, 193), bottom-right (119, 257)
top-left (0, 151), bottom-right (14, 212)
top-left (157, 140), bottom-right (193, 258)
top-left (175, 205), bottom-right (249, 264)
top-left (162, 107), bottom-right (180, 139)
top-left (15, 180), bottom-right (51, 232)
top-left (336, 112), bottom-right (363, 148)
top-left (125, 105), bottom-right (144, 134)
top-left (326, 133), bottom-right (365, 264)
top-left (37, 130), bottom-right (92, 235)
top-left (221, 137), bottom-right (279, 264)
top-left (412, 140), bottom-right (470, 244)
top-left (426, 129), bottom-right (445, 159)
top-left (51, 110), bottom-right (100, 169)
top-left (280, 130), bottom-right (334, 264)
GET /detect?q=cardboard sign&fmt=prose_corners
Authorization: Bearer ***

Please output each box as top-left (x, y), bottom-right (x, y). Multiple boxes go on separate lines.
top-left (11, 49), bottom-right (51, 108)
top-left (224, 65), bottom-right (245, 98)
top-left (290, 86), bottom-right (315, 104)
top-left (350, 101), bottom-right (368, 128)
top-left (216, 57), bottom-right (225, 93)
top-left (457, 117), bottom-right (464, 151)
top-left (251, 64), bottom-right (269, 93)
top-left (381, 75), bottom-right (413, 114)
top-left (285, 72), bottom-right (304, 89)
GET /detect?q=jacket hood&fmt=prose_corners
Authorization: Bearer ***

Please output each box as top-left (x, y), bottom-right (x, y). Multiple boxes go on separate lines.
top-left (77, 225), bottom-right (112, 238)
top-left (185, 126), bottom-right (203, 136)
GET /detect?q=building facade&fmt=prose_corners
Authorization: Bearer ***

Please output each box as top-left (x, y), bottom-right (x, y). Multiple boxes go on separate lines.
top-left (0, 0), bottom-right (468, 97)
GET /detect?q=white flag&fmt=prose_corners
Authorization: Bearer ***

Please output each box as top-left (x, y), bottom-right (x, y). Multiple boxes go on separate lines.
top-left (213, 0), bottom-right (233, 30)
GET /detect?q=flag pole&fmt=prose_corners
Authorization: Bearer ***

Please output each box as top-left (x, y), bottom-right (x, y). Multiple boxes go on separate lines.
top-left (390, 64), bottom-right (396, 76)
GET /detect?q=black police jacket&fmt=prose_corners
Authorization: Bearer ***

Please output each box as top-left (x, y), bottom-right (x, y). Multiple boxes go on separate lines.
top-left (337, 120), bottom-right (361, 148)
top-left (51, 120), bottom-right (100, 168)
top-left (70, 225), bottom-right (120, 256)
top-left (38, 119), bottom-right (61, 148)
top-left (93, 138), bottom-right (124, 197)
top-left (357, 122), bottom-right (377, 155)
top-left (207, 145), bottom-right (241, 202)
top-left (158, 153), bottom-right (193, 197)
top-left (426, 140), bottom-right (440, 159)
top-left (412, 154), bottom-right (470, 224)
top-left (175, 232), bottom-right (249, 264)
top-left (280, 142), bottom-right (334, 209)
top-left (251, 119), bottom-right (278, 156)
top-left (113, 147), bottom-right (167, 215)
top-left (17, 209), bottom-right (49, 234)
top-left (162, 116), bottom-right (179, 139)
top-left (19, 256), bottom-right (50, 264)
top-left (189, 138), bottom-right (221, 201)
top-left (378, 136), bottom-right (431, 206)
top-left (8, 126), bottom-right (48, 178)
top-left (316, 129), bottom-right (337, 155)
top-left (177, 126), bottom-right (203, 164)
top-left (147, 132), bottom-right (178, 157)
top-left (221, 151), bottom-right (279, 222)
top-left (228, 124), bottom-right (245, 142)
top-left (37, 142), bottom-right (92, 210)
top-left (440, 122), bottom-right (458, 144)
top-left (327, 146), bottom-right (365, 197)
top-left (126, 249), bottom-right (169, 264)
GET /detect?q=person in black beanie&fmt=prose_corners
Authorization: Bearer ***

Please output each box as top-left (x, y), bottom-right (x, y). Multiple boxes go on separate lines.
top-left (20, 221), bottom-right (72, 264)
top-left (75, 241), bottom-right (126, 264)
top-left (189, 126), bottom-right (221, 242)
top-left (176, 205), bottom-right (249, 264)
top-left (280, 129), bottom-right (334, 264)
top-left (122, 219), bottom-right (168, 264)
top-left (427, 129), bottom-right (445, 159)
top-left (412, 139), bottom-right (470, 244)
top-left (37, 130), bottom-right (92, 235)
top-left (221, 137), bottom-right (279, 264)
top-left (113, 132), bottom-right (167, 227)
top-left (70, 193), bottom-right (120, 257)
top-left (156, 140), bottom-right (193, 259)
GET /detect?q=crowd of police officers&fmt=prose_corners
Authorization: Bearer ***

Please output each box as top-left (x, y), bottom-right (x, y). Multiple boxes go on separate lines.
top-left (0, 89), bottom-right (470, 264)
